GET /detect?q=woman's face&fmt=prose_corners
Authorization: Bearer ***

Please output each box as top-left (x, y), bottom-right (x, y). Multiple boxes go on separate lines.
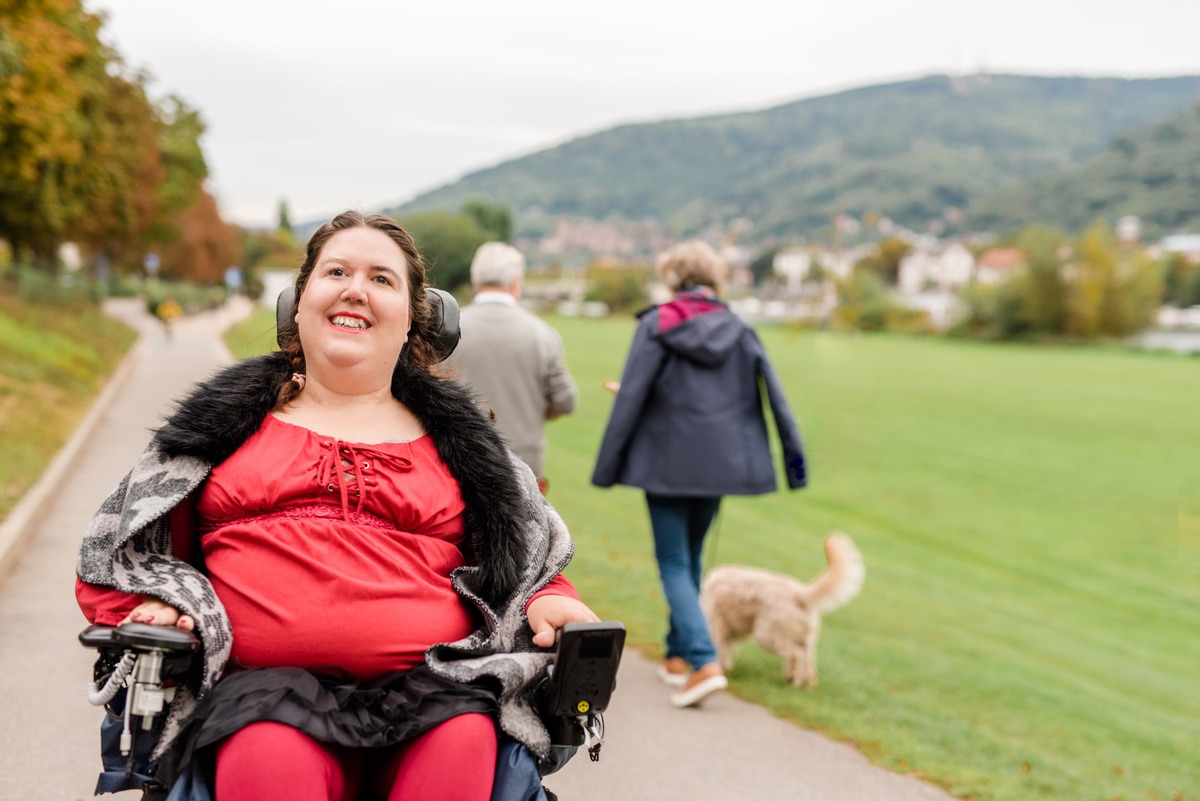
top-left (296, 226), bottom-right (412, 376)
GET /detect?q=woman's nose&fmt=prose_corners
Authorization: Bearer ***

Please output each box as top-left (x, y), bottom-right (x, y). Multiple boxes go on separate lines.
top-left (341, 276), bottom-right (368, 303)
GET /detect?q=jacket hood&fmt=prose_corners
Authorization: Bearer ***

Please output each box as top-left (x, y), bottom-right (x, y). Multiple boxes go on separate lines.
top-left (650, 295), bottom-right (742, 367)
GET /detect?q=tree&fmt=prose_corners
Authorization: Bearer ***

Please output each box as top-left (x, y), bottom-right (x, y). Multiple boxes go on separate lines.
top-left (155, 96), bottom-right (208, 217)
top-left (1064, 223), bottom-right (1161, 338)
top-left (1011, 226), bottom-right (1067, 336)
top-left (833, 270), bottom-right (892, 331)
top-left (748, 246), bottom-right (780, 285)
top-left (584, 264), bottom-right (650, 313)
top-left (157, 188), bottom-right (241, 284)
top-left (73, 66), bottom-right (167, 270)
top-left (460, 198), bottom-right (512, 243)
top-left (0, 3), bottom-right (214, 274)
top-left (1163, 252), bottom-right (1200, 307)
top-left (275, 198), bottom-right (296, 247)
top-left (0, 0), bottom-right (97, 264)
top-left (399, 211), bottom-right (490, 291)
top-left (853, 237), bottom-right (912, 286)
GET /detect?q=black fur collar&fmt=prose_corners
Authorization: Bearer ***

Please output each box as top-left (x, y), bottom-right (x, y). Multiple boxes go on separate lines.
top-left (154, 352), bottom-right (527, 605)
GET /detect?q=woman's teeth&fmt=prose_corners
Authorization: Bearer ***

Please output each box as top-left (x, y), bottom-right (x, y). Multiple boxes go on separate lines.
top-left (330, 316), bottom-right (369, 329)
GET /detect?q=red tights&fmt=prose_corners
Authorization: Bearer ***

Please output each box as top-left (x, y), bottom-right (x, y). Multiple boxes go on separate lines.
top-left (214, 715), bottom-right (497, 801)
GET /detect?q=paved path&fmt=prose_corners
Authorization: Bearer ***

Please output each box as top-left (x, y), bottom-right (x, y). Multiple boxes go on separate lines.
top-left (0, 299), bottom-right (959, 801)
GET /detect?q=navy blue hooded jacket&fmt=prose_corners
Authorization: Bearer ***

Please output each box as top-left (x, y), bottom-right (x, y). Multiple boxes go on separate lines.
top-left (591, 291), bottom-right (806, 497)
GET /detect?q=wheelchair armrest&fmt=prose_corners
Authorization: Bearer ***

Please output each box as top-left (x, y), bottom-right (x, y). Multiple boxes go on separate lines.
top-left (79, 623), bottom-right (199, 655)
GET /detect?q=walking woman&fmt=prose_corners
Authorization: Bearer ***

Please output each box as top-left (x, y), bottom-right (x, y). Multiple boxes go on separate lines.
top-left (591, 240), bottom-right (806, 708)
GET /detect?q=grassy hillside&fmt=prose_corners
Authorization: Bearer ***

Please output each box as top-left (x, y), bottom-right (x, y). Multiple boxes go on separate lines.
top-left (390, 74), bottom-right (1200, 240)
top-left (969, 100), bottom-right (1200, 235)
top-left (0, 292), bottom-right (137, 522)
top-left (224, 309), bottom-right (1199, 801)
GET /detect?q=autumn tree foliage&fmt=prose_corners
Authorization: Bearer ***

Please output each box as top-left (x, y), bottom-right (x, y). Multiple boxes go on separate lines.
top-left (156, 188), bottom-right (241, 283)
top-left (0, 1), bottom-right (232, 278)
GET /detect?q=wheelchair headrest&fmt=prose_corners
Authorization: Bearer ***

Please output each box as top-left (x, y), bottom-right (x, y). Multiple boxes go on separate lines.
top-left (275, 284), bottom-right (461, 362)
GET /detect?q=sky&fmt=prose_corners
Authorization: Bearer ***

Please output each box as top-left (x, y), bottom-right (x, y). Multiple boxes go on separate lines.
top-left (87, 0), bottom-right (1200, 229)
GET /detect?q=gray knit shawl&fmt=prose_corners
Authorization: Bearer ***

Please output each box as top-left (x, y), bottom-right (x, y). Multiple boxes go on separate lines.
top-left (76, 353), bottom-right (575, 770)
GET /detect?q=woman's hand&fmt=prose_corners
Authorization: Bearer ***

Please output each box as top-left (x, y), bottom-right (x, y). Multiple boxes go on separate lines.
top-left (527, 595), bottom-right (601, 648)
top-left (121, 598), bottom-right (195, 632)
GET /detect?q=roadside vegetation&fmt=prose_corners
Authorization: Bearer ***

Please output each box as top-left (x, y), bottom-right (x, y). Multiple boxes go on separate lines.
top-left (0, 289), bottom-right (136, 522)
top-left (222, 306), bottom-right (279, 358)
top-left (223, 310), bottom-right (1199, 801)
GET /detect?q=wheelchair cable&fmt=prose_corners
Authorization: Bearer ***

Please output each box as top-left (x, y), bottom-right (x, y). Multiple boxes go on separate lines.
top-left (581, 713), bottom-right (605, 761)
top-left (86, 650), bottom-right (136, 706)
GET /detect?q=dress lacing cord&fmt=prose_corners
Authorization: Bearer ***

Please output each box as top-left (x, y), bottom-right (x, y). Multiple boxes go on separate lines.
top-left (316, 440), bottom-right (413, 521)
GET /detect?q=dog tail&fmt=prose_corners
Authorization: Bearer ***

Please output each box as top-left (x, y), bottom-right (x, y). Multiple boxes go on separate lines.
top-left (804, 532), bottom-right (865, 614)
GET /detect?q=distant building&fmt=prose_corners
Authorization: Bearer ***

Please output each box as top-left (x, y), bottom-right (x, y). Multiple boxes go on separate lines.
top-left (260, 269), bottom-right (296, 307)
top-left (898, 242), bottom-right (974, 295)
top-left (772, 247), bottom-right (812, 292)
top-left (1116, 216), bottom-right (1142, 245)
top-left (974, 247), bottom-right (1026, 285)
top-left (538, 218), bottom-right (639, 259)
top-left (1162, 234), bottom-right (1200, 264)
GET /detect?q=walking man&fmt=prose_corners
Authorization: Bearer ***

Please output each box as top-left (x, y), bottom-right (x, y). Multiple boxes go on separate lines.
top-left (453, 242), bottom-right (577, 491)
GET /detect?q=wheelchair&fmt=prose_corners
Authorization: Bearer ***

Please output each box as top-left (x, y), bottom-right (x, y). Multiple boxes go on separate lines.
top-left (78, 286), bottom-right (625, 799)
top-left (80, 620), bottom-right (625, 801)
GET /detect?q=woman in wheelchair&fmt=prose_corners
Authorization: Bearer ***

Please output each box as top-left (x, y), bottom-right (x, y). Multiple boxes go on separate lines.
top-left (75, 210), bottom-right (602, 801)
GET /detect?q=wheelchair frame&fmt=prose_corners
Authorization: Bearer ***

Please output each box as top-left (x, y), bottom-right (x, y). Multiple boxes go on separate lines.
top-left (81, 620), bottom-right (624, 800)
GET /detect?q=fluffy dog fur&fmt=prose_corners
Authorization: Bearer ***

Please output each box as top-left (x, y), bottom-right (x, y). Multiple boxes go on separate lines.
top-left (700, 532), bottom-right (864, 688)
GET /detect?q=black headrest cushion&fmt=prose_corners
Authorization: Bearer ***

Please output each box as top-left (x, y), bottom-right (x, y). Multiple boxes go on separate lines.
top-left (275, 284), bottom-right (461, 363)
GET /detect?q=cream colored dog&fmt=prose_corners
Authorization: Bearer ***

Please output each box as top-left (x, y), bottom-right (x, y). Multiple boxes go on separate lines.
top-left (700, 532), bottom-right (864, 688)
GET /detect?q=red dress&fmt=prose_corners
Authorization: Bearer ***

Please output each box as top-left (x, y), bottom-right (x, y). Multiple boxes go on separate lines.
top-left (78, 413), bottom-right (576, 680)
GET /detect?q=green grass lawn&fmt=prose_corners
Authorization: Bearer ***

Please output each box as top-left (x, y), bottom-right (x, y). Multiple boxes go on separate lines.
top-left (0, 292), bottom-right (137, 522)
top-left (226, 310), bottom-right (1199, 801)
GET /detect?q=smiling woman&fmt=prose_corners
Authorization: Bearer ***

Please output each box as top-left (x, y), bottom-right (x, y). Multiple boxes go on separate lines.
top-left (74, 210), bottom-right (602, 800)
top-left (281, 223), bottom-right (420, 442)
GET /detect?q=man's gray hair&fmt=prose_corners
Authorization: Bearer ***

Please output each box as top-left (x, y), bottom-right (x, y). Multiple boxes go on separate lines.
top-left (470, 242), bottom-right (526, 288)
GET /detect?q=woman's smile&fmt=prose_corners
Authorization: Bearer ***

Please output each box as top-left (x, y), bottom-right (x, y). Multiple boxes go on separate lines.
top-left (329, 313), bottom-right (371, 331)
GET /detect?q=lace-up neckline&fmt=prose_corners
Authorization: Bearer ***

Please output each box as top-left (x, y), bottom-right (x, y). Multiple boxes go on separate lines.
top-left (314, 438), bottom-right (413, 520)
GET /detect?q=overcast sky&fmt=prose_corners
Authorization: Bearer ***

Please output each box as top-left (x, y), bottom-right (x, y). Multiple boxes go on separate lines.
top-left (86, 0), bottom-right (1200, 228)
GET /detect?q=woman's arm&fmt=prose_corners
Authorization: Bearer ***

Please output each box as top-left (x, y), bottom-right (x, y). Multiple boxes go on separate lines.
top-left (526, 575), bottom-right (601, 648)
top-left (76, 491), bottom-right (201, 628)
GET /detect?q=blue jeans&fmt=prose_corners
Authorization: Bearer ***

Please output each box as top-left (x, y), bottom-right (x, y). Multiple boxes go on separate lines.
top-left (645, 494), bottom-right (722, 669)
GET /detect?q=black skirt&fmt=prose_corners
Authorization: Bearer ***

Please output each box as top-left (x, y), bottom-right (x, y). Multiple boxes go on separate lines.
top-left (171, 664), bottom-right (500, 774)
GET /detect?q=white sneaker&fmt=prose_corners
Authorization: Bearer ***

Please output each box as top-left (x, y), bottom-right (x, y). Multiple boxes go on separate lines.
top-left (656, 664), bottom-right (689, 688)
top-left (670, 672), bottom-right (728, 708)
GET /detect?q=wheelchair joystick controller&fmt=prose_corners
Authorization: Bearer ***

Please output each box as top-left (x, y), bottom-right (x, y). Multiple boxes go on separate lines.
top-left (80, 623), bottom-right (200, 755)
top-left (538, 622), bottom-right (625, 762)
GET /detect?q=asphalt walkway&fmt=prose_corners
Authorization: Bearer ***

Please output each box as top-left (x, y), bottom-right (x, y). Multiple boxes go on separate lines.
top-left (0, 299), bottom-right (959, 801)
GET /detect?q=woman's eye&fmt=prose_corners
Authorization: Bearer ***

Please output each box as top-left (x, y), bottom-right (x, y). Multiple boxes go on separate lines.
top-left (327, 267), bottom-right (346, 277)
top-left (373, 275), bottom-right (393, 286)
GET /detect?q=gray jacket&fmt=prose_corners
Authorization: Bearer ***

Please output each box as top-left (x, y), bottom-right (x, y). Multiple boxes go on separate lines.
top-left (453, 297), bottom-right (577, 476)
top-left (592, 295), bottom-right (806, 497)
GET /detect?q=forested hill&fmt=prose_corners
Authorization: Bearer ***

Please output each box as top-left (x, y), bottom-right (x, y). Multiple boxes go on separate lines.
top-left (967, 100), bottom-right (1200, 235)
top-left (388, 74), bottom-right (1200, 240)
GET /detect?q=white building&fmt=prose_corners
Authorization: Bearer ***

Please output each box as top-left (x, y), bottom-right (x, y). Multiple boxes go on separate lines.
top-left (1162, 234), bottom-right (1200, 264)
top-left (772, 246), bottom-right (812, 292)
top-left (897, 242), bottom-right (974, 295)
